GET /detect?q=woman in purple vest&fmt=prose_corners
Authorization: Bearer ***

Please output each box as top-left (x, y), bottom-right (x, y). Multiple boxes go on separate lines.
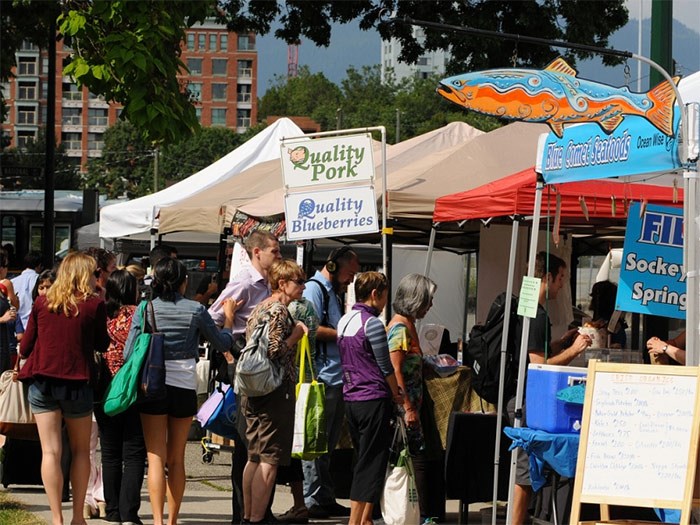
top-left (337, 272), bottom-right (404, 525)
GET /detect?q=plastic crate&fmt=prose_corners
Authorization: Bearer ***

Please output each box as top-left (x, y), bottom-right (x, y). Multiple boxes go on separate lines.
top-left (526, 363), bottom-right (587, 433)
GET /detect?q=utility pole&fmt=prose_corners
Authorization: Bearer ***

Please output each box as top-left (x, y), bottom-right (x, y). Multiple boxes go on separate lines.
top-left (42, 17), bottom-right (56, 268)
top-left (153, 147), bottom-right (159, 192)
top-left (336, 108), bottom-right (343, 130)
top-left (649, 0), bottom-right (673, 88)
top-left (395, 108), bottom-right (401, 143)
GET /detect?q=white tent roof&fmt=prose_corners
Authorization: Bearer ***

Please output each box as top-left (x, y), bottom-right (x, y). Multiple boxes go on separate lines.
top-left (680, 69), bottom-right (700, 103)
top-left (99, 118), bottom-right (304, 239)
top-left (157, 120), bottom-right (483, 234)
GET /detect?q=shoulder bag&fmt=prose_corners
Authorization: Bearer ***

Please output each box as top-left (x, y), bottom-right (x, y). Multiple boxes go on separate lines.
top-left (0, 360), bottom-right (38, 440)
top-left (234, 312), bottom-right (283, 397)
top-left (139, 301), bottom-right (166, 401)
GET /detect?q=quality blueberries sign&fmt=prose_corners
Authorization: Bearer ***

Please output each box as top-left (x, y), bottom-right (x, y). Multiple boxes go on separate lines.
top-left (284, 186), bottom-right (378, 241)
top-left (281, 133), bottom-right (375, 189)
top-left (617, 202), bottom-right (685, 319)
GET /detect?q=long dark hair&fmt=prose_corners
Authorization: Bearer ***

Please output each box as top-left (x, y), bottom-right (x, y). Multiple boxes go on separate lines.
top-left (31, 269), bottom-right (57, 301)
top-left (152, 257), bottom-right (187, 302)
top-left (105, 269), bottom-right (139, 318)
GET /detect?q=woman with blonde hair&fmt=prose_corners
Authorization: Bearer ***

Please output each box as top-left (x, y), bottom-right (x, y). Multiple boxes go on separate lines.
top-left (19, 251), bottom-right (110, 525)
top-left (242, 259), bottom-right (308, 524)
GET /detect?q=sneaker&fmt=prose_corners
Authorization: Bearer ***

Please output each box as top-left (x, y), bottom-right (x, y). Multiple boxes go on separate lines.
top-left (322, 502), bottom-right (351, 517)
top-left (275, 506), bottom-right (309, 524)
top-left (306, 504), bottom-right (330, 519)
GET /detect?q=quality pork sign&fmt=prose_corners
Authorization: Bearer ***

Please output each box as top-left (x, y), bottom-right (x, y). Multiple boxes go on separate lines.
top-left (280, 133), bottom-right (375, 189)
top-left (284, 185), bottom-right (378, 241)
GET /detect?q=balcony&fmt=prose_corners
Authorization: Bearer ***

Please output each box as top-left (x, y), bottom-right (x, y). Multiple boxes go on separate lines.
top-left (237, 92), bottom-right (252, 104)
top-left (237, 68), bottom-right (252, 79)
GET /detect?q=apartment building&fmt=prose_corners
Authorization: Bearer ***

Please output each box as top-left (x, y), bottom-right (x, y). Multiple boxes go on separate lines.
top-left (381, 26), bottom-right (450, 83)
top-left (1, 20), bottom-right (257, 173)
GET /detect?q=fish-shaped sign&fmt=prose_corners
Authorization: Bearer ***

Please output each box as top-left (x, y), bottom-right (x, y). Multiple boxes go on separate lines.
top-left (438, 57), bottom-right (680, 138)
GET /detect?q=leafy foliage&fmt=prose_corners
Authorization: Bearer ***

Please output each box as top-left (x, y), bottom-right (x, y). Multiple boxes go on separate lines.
top-left (259, 65), bottom-right (502, 142)
top-left (85, 122), bottom-right (257, 198)
top-left (0, 132), bottom-right (79, 190)
top-left (58, 0), bottom-right (210, 144)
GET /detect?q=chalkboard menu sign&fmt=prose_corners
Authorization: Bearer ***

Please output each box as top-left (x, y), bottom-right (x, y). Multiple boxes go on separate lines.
top-left (570, 362), bottom-right (700, 525)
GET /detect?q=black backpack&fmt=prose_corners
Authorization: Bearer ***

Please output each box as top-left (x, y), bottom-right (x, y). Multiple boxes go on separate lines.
top-left (465, 292), bottom-right (521, 405)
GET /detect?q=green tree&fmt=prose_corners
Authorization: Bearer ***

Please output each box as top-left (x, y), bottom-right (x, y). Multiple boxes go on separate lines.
top-left (3, 0), bottom-right (627, 144)
top-left (159, 127), bottom-right (246, 184)
top-left (0, 131), bottom-right (79, 190)
top-left (259, 66), bottom-right (343, 130)
top-left (83, 121), bottom-right (153, 199)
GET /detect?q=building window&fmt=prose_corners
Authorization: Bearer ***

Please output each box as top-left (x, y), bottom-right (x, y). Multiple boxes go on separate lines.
top-left (17, 130), bottom-right (37, 148)
top-left (61, 132), bottom-right (82, 151)
top-left (20, 40), bottom-right (39, 52)
top-left (195, 107), bottom-right (202, 123)
top-left (237, 60), bottom-right (252, 78)
top-left (220, 34), bottom-right (228, 51)
top-left (17, 81), bottom-right (37, 100)
top-left (237, 109), bottom-right (251, 129)
top-left (87, 132), bottom-right (104, 152)
top-left (18, 57), bottom-right (37, 76)
top-left (237, 35), bottom-right (254, 51)
top-left (188, 82), bottom-right (202, 102)
top-left (62, 82), bottom-right (82, 101)
top-left (41, 57), bottom-right (49, 75)
top-left (187, 58), bottom-right (202, 75)
top-left (209, 34), bottom-right (217, 51)
top-left (42, 81), bottom-right (48, 99)
top-left (62, 107), bottom-right (82, 125)
top-left (417, 56), bottom-right (429, 66)
top-left (237, 84), bottom-right (252, 103)
top-left (88, 108), bottom-right (108, 126)
top-left (198, 33), bottom-right (205, 51)
top-left (211, 83), bottom-right (227, 101)
top-left (17, 105), bottom-right (36, 125)
top-left (187, 33), bottom-right (195, 51)
top-left (212, 58), bottom-right (227, 76)
top-left (211, 108), bottom-right (227, 126)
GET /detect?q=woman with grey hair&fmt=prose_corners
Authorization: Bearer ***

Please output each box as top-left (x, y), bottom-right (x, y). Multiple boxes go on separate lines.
top-left (387, 273), bottom-right (437, 521)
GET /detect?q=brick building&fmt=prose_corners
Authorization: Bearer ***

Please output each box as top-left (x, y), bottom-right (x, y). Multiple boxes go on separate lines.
top-left (1, 20), bottom-right (257, 173)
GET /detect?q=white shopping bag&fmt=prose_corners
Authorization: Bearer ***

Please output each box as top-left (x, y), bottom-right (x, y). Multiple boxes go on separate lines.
top-left (380, 417), bottom-right (420, 525)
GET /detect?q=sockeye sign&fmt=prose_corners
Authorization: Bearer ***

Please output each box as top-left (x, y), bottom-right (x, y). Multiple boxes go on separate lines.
top-left (280, 133), bottom-right (375, 189)
top-left (617, 202), bottom-right (685, 319)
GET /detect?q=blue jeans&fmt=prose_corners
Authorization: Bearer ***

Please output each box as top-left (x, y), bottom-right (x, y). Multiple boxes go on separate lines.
top-left (303, 384), bottom-right (345, 507)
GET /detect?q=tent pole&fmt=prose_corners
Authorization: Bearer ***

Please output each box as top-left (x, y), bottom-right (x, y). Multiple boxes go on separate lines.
top-left (423, 224), bottom-right (438, 276)
top-left (684, 101), bottom-right (699, 365)
top-left (506, 179), bottom-right (543, 524)
top-left (492, 217), bottom-right (520, 525)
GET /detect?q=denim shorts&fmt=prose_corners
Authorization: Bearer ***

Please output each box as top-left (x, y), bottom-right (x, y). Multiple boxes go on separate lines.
top-left (28, 382), bottom-right (94, 419)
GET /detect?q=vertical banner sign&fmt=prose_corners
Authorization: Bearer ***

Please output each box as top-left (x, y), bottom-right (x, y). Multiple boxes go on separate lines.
top-left (281, 133), bottom-right (378, 241)
top-left (281, 134), bottom-right (375, 189)
top-left (617, 202), bottom-right (685, 319)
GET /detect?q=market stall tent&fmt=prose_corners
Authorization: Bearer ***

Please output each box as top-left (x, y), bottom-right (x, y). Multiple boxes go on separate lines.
top-left (157, 120), bottom-right (484, 235)
top-left (98, 118), bottom-right (303, 239)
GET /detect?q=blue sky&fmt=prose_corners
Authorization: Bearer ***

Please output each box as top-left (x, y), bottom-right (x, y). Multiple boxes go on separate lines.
top-left (255, 0), bottom-right (700, 98)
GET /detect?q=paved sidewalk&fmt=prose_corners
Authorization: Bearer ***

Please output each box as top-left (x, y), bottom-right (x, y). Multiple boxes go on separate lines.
top-left (3, 442), bottom-right (482, 524)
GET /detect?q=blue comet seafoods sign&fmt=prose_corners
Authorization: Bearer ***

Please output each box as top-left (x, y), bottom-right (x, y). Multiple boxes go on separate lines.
top-left (617, 202), bottom-right (685, 319)
top-left (539, 114), bottom-right (681, 184)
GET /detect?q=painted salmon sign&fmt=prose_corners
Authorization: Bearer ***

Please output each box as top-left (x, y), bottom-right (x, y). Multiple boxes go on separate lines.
top-left (438, 57), bottom-right (679, 139)
top-left (280, 133), bottom-right (375, 189)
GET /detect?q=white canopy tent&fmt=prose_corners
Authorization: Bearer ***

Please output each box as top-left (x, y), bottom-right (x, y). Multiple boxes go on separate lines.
top-left (98, 118), bottom-right (303, 239)
top-left (156, 120), bottom-right (484, 234)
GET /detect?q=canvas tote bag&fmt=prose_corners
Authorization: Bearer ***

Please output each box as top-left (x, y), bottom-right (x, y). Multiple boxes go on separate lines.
top-left (0, 360), bottom-right (38, 440)
top-left (381, 415), bottom-right (420, 525)
top-left (291, 334), bottom-right (327, 460)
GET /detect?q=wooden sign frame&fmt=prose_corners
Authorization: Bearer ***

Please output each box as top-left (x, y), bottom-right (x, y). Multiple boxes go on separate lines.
top-left (570, 361), bottom-right (700, 525)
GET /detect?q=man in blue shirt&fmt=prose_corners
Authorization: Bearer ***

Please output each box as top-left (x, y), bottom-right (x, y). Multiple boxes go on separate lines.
top-left (11, 251), bottom-right (42, 329)
top-left (302, 246), bottom-right (360, 519)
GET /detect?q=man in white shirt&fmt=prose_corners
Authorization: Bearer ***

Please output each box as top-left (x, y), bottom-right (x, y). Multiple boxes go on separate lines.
top-left (11, 251), bottom-right (42, 329)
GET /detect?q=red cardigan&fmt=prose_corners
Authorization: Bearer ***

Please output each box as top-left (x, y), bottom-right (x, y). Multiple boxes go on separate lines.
top-left (19, 294), bottom-right (110, 382)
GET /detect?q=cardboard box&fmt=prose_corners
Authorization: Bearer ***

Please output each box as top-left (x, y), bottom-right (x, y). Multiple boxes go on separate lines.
top-left (526, 363), bottom-right (587, 433)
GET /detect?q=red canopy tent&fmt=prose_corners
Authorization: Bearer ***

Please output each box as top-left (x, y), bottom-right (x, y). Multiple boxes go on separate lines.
top-left (433, 167), bottom-right (683, 223)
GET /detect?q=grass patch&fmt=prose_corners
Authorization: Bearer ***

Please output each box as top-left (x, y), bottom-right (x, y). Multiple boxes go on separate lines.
top-left (0, 491), bottom-right (45, 524)
top-left (199, 479), bottom-right (231, 492)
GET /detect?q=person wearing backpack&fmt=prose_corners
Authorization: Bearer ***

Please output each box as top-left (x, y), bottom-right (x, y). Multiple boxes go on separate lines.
top-left (240, 259), bottom-right (308, 525)
top-left (508, 252), bottom-right (592, 525)
top-left (301, 246), bottom-right (360, 519)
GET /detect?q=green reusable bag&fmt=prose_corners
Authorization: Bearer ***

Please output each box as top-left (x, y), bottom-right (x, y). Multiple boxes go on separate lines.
top-left (103, 302), bottom-right (150, 416)
top-left (291, 335), bottom-right (328, 460)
